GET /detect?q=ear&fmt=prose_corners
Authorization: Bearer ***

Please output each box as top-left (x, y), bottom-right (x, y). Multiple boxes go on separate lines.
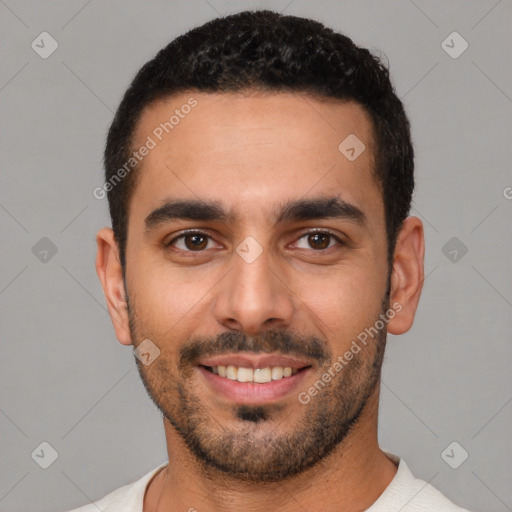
top-left (95, 227), bottom-right (133, 346)
top-left (387, 216), bottom-right (425, 335)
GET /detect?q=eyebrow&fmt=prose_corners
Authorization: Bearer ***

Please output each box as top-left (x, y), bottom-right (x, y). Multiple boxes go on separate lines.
top-left (275, 196), bottom-right (366, 225)
top-left (144, 196), bottom-right (367, 233)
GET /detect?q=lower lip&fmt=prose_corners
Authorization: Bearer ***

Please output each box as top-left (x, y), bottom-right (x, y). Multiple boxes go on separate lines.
top-left (198, 366), bottom-right (311, 404)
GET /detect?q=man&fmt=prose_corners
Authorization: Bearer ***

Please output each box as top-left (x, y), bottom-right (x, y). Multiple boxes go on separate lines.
top-left (71, 10), bottom-right (471, 512)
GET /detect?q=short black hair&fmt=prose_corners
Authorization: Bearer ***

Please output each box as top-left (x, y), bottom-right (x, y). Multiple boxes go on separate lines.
top-left (104, 9), bottom-right (414, 270)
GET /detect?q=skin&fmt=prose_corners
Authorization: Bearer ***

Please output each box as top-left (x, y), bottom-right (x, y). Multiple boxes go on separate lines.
top-left (96, 91), bottom-right (424, 511)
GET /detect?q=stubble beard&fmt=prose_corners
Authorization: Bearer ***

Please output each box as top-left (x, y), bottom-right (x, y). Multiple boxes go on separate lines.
top-left (128, 292), bottom-right (389, 483)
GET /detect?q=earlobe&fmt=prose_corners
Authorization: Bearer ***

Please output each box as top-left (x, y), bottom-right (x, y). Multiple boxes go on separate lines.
top-left (386, 216), bottom-right (425, 336)
top-left (95, 227), bottom-right (133, 345)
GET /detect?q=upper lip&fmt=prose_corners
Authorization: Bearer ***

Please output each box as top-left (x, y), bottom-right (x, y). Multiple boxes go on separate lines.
top-left (198, 353), bottom-right (313, 370)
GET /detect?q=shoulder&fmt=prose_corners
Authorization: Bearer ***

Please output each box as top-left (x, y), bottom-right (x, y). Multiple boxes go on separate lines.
top-left (371, 452), bottom-right (472, 512)
top-left (64, 462), bottom-right (168, 512)
top-left (398, 475), bottom-right (472, 511)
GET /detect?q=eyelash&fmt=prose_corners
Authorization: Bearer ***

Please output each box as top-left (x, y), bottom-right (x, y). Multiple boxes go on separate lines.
top-left (165, 229), bottom-right (344, 253)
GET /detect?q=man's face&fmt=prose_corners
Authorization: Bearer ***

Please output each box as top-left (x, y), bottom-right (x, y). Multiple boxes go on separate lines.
top-left (123, 91), bottom-right (391, 481)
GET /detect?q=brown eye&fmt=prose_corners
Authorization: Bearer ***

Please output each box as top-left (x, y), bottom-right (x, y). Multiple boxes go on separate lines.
top-left (184, 233), bottom-right (208, 250)
top-left (308, 232), bottom-right (330, 249)
top-left (167, 231), bottom-right (212, 251)
top-left (294, 230), bottom-right (342, 251)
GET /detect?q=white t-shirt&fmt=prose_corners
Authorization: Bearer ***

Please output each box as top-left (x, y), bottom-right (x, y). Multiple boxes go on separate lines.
top-left (66, 453), bottom-right (471, 511)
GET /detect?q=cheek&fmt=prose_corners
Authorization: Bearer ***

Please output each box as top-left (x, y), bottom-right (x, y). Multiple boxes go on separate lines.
top-left (295, 264), bottom-right (385, 343)
top-left (129, 255), bottom-right (229, 346)
top-left (129, 262), bottom-right (199, 328)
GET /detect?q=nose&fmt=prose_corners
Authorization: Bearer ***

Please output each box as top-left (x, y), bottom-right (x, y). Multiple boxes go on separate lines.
top-left (212, 244), bottom-right (295, 334)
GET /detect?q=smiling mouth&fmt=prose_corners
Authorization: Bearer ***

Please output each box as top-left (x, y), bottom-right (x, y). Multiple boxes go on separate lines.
top-left (196, 352), bottom-right (314, 403)
top-left (200, 364), bottom-right (311, 384)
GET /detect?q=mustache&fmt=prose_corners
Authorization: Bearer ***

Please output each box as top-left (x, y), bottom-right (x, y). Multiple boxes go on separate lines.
top-left (179, 329), bottom-right (331, 369)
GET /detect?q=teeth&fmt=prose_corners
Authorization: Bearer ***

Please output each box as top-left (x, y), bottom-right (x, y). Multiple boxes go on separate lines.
top-left (226, 365), bottom-right (237, 380)
top-left (237, 367), bottom-right (253, 382)
top-left (209, 365), bottom-right (298, 383)
top-left (254, 368), bottom-right (272, 383)
top-left (271, 367), bottom-right (284, 380)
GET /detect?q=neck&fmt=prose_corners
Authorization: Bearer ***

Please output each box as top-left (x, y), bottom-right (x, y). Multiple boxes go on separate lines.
top-left (144, 385), bottom-right (397, 512)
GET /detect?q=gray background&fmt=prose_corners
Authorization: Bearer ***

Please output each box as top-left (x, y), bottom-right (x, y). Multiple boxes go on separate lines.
top-left (1, 0), bottom-right (511, 511)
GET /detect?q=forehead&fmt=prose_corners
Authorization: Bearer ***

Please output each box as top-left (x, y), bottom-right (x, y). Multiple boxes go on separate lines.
top-left (129, 91), bottom-right (383, 230)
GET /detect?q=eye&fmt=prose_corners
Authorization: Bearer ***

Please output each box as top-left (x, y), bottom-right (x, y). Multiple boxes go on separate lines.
top-left (294, 230), bottom-right (343, 251)
top-left (166, 230), bottom-right (216, 252)
top-left (165, 229), bottom-right (343, 253)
